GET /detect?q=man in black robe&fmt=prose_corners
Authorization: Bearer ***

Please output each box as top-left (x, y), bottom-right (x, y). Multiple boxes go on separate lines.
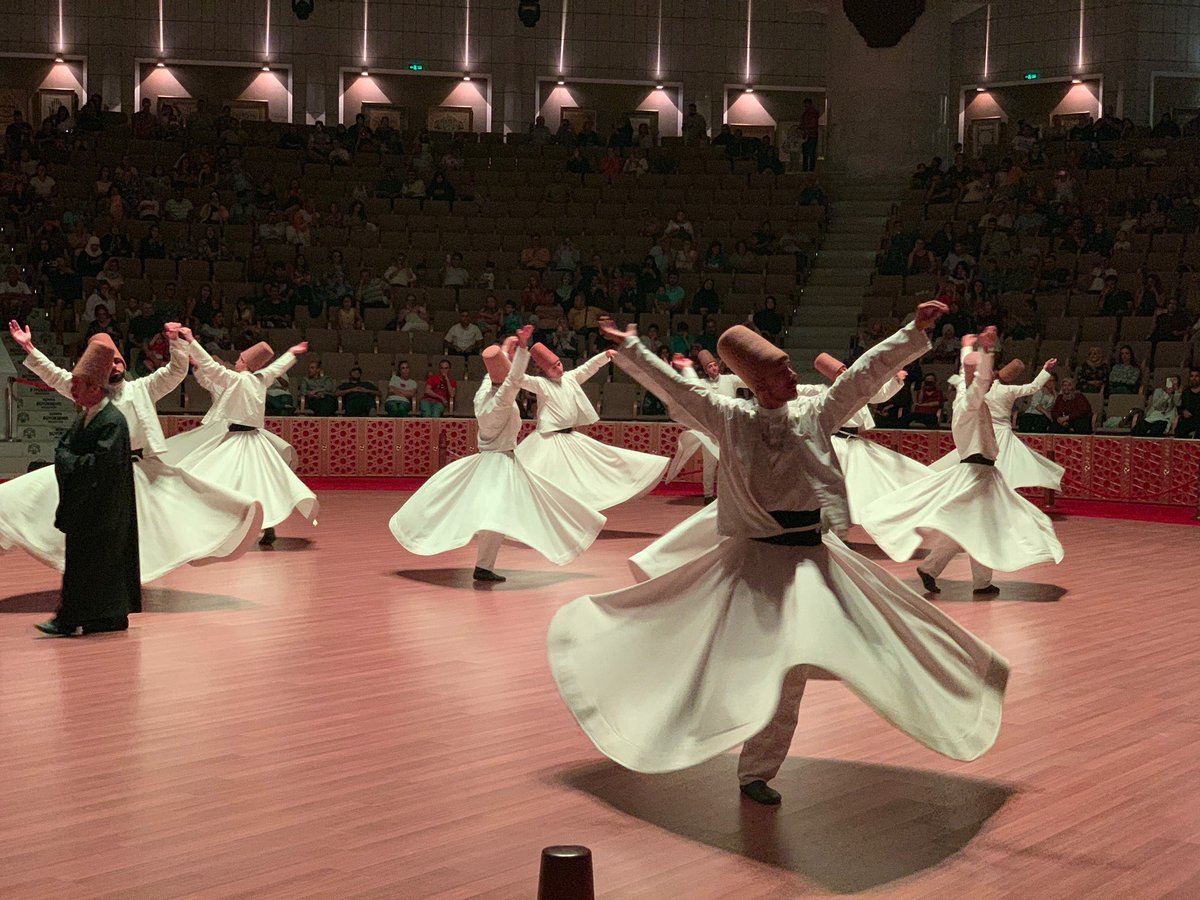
top-left (36, 339), bottom-right (141, 636)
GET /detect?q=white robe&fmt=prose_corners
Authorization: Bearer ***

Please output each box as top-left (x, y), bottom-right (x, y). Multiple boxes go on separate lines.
top-left (171, 342), bottom-right (318, 529)
top-left (662, 371), bottom-right (741, 483)
top-left (928, 369), bottom-right (1064, 491)
top-left (549, 322), bottom-right (1009, 774)
top-left (0, 341), bottom-right (264, 582)
top-left (389, 347), bottom-right (606, 564)
top-left (515, 351), bottom-right (666, 511)
top-left (859, 351), bottom-right (1064, 571)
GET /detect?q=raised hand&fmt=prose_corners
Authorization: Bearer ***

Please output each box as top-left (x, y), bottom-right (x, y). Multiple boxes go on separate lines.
top-left (163, 321), bottom-right (182, 340)
top-left (289, 341), bottom-right (309, 356)
top-left (978, 325), bottom-right (998, 351)
top-left (895, 369), bottom-right (907, 384)
top-left (1042, 357), bottom-right (1057, 372)
top-left (671, 353), bottom-right (694, 372)
top-left (605, 348), bottom-right (618, 360)
top-left (8, 320), bottom-right (33, 353)
top-left (599, 317), bottom-right (636, 344)
top-left (913, 300), bottom-right (949, 332)
top-left (516, 324), bottom-right (534, 348)
top-left (177, 326), bottom-right (195, 343)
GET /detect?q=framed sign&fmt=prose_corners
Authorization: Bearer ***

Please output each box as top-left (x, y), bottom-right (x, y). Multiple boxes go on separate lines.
top-left (37, 89), bottom-right (78, 125)
top-left (158, 95), bottom-right (199, 124)
top-left (559, 106), bottom-right (596, 133)
top-left (361, 102), bottom-right (409, 132)
top-left (728, 123), bottom-right (774, 142)
top-left (1051, 112), bottom-right (1091, 133)
top-left (225, 99), bottom-right (270, 123)
top-left (427, 105), bottom-right (473, 133)
top-left (628, 109), bottom-right (659, 137)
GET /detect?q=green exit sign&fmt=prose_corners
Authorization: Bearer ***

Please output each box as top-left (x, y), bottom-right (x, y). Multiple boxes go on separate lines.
top-left (1023, 72), bottom-right (1040, 80)
top-left (408, 62), bottom-right (425, 71)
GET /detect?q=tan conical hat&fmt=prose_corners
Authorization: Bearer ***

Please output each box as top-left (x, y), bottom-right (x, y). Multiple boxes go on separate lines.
top-left (87, 332), bottom-right (126, 367)
top-left (530, 342), bottom-right (560, 372)
top-left (813, 352), bottom-right (844, 382)
top-left (71, 340), bottom-right (116, 389)
top-left (998, 359), bottom-right (1025, 382)
top-left (482, 344), bottom-right (511, 384)
top-left (697, 349), bottom-right (717, 369)
top-left (238, 341), bottom-right (274, 371)
top-left (716, 326), bottom-right (787, 393)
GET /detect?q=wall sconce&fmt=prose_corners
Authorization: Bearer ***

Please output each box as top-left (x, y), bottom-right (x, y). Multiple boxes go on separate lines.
top-left (361, 67), bottom-right (369, 77)
top-left (262, 64), bottom-right (271, 72)
top-left (655, 82), bottom-right (664, 91)
top-left (463, 73), bottom-right (472, 82)
top-left (975, 85), bottom-right (986, 93)
top-left (156, 59), bottom-right (166, 68)
top-left (556, 77), bottom-right (566, 86)
top-left (54, 55), bottom-right (65, 64)
top-left (744, 84), bottom-right (754, 94)
top-left (1071, 77), bottom-right (1083, 84)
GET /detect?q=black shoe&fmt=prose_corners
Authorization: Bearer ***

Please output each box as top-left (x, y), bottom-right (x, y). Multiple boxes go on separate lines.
top-left (702, 495), bottom-right (716, 506)
top-left (82, 616), bottom-right (129, 634)
top-left (258, 527), bottom-right (276, 546)
top-left (473, 567), bottom-right (506, 582)
top-left (739, 780), bottom-right (782, 806)
top-left (917, 569), bottom-right (940, 594)
top-left (35, 619), bottom-right (77, 637)
top-left (972, 584), bottom-right (1001, 597)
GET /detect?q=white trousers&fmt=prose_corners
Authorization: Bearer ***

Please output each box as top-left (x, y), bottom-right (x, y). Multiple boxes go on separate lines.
top-left (701, 447), bottom-right (718, 498)
top-left (737, 666), bottom-right (809, 785)
top-left (919, 535), bottom-right (994, 590)
top-left (475, 530), bottom-right (504, 570)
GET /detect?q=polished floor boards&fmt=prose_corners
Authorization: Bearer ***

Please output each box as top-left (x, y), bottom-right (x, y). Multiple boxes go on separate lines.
top-left (2, 493), bottom-right (1200, 898)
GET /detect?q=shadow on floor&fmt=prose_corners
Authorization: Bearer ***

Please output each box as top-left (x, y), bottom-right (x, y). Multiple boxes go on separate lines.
top-left (0, 588), bottom-right (256, 613)
top-left (393, 568), bottom-right (595, 592)
top-left (666, 496), bottom-right (706, 507)
top-left (258, 537), bottom-right (316, 552)
top-left (554, 756), bottom-right (1014, 894)
top-left (931, 581), bottom-right (1067, 604)
top-left (596, 530), bottom-right (663, 541)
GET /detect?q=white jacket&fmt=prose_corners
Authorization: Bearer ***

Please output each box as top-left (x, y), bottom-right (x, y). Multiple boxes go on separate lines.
top-left (474, 346), bottom-right (531, 452)
top-left (519, 350), bottom-right (610, 433)
top-left (186, 340), bottom-right (297, 429)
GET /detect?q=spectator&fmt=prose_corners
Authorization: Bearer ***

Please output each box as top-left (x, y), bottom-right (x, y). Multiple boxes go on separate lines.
top-left (444, 310), bottom-right (484, 357)
top-left (521, 274), bottom-right (551, 311)
top-left (756, 135), bottom-right (784, 175)
top-left (553, 237), bottom-right (581, 273)
top-left (623, 148), bottom-right (649, 177)
top-left (164, 187), bottom-right (194, 222)
top-left (199, 190), bottom-right (229, 225)
top-left (1132, 376), bottom-right (1181, 436)
top-left (1134, 273), bottom-right (1166, 316)
top-left (476, 294), bottom-right (502, 338)
top-left (257, 283), bottom-right (294, 329)
top-left (1175, 368), bottom-right (1200, 439)
top-left (1050, 376), bottom-right (1094, 433)
top-left (906, 238), bottom-right (938, 275)
top-left (701, 241), bottom-right (728, 273)
top-left (1151, 112), bottom-right (1181, 139)
top-left (799, 97), bottom-right (821, 171)
top-left (385, 360), bottom-right (420, 417)
top-left (75, 235), bottom-right (107, 278)
top-left (383, 253), bottom-right (417, 287)
top-left (442, 252), bottom-right (470, 287)
top-left (1104, 345), bottom-right (1142, 393)
top-left (929, 324), bottom-right (959, 362)
top-left (0, 266), bottom-right (34, 323)
top-left (29, 163), bottom-right (57, 202)
top-left (682, 103), bottom-right (708, 145)
top-left (1097, 274), bottom-right (1134, 316)
top-left (83, 304), bottom-right (121, 349)
top-left (330, 294), bottom-right (363, 330)
top-left (691, 278), bottom-right (720, 316)
top-left (126, 298), bottom-right (165, 366)
top-left (426, 172), bottom-right (456, 204)
top-left (529, 115), bottom-right (552, 145)
top-left (663, 209), bottom-right (694, 240)
top-left (910, 374), bottom-right (944, 429)
top-left (401, 169), bottom-right (426, 199)
top-left (500, 299), bottom-right (524, 336)
top-left (131, 98), bottom-right (158, 139)
top-left (397, 294), bottom-right (430, 332)
top-left (1018, 373), bottom-right (1058, 432)
top-left (728, 239), bottom-right (757, 273)
top-left (598, 147), bottom-right (622, 177)
top-left (421, 359), bottom-right (456, 417)
top-left (695, 317), bottom-right (720, 354)
top-left (567, 294), bottom-right (602, 351)
top-left (654, 271), bottom-right (685, 312)
top-left (299, 360), bottom-right (338, 416)
top-left (1075, 346), bottom-right (1110, 394)
top-left (668, 321), bottom-right (693, 355)
top-left (674, 238), bottom-right (698, 272)
top-left (642, 323), bottom-right (664, 356)
top-left (477, 260), bottom-right (498, 290)
top-left (566, 148), bottom-right (590, 175)
top-left (337, 366), bottom-right (380, 416)
top-left (752, 295), bottom-right (783, 344)
top-left (356, 267), bottom-right (390, 310)
top-left (521, 235), bottom-right (551, 271)
top-left (1150, 298), bottom-right (1190, 345)
top-left (549, 319), bottom-right (580, 361)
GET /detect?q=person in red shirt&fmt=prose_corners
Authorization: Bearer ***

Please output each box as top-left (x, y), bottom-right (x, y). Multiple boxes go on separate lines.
top-left (420, 358), bottom-right (457, 418)
top-left (909, 373), bottom-right (944, 428)
top-left (799, 97), bottom-right (821, 172)
top-left (131, 98), bottom-right (159, 140)
top-left (598, 147), bottom-right (623, 178)
top-left (1049, 376), bottom-right (1094, 434)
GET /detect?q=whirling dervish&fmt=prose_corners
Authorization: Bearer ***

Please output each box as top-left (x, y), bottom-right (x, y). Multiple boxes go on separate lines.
top-left (390, 326), bottom-right (606, 582)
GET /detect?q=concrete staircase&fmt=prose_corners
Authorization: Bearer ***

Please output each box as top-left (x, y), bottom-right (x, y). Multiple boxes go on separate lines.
top-left (0, 328), bottom-right (75, 478)
top-left (786, 176), bottom-right (906, 380)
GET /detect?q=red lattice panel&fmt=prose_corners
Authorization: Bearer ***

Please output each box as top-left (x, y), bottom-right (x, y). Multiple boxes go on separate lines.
top-left (365, 419), bottom-right (397, 476)
top-left (326, 420), bottom-right (360, 475)
top-left (1050, 436), bottom-right (1090, 499)
top-left (1019, 434), bottom-right (1049, 457)
top-left (173, 417), bottom-right (203, 435)
top-left (439, 420), bottom-right (476, 461)
top-left (1168, 440), bottom-right (1200, 507)
top-left (659, 423), bottom-right (685, 457)
top-left (518, 421), bottom-right (537, 442)
top-left (290, 419), bottom-right (321, 476)
top-left (622, 423), bottom-right (654, 454)
top-left (935, 431), bottom-right (957, 460)
top-left (1088, 437), bottom-right (1129, 500)
top-left (401, 420), bottom-right (433, 475)
top-left (898, 430), bottom-right (936, 464)
top-left (581, 423), bottom-right (617, 445)
top-left (1127, 438), bottom-right (1168, 502)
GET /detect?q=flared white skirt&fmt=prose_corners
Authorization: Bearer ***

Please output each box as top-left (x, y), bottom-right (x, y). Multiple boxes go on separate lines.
top-left (0, 457), bottom-right (264, 582)
top-left (550, 533), bottom-right (1009, 774)
top-left (163, 421), bottom-right (298, 469)
top-left (834, 434), bottom-right (930, 523)
top-left (514, 430), bottom-right (666, 511)
top-left (389, 450), bottom-right (606, 565)
top-left (664, 429), bottom-right (718, 483)
top-left (629, 501), bottom-right (721, 583)
top-left (929, 427), bottom-right (1063, 491)
top-left (859, 462), bottom-right (1064, 571)
top-left (177, 430), bottom-right (318, 528)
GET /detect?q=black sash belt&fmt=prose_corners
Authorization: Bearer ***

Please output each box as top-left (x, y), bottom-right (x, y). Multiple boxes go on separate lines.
top-left (961, 453), bottom-right (995, 466)
top-left (554, 427), bottom-right (574, 434)
top-left (130, 448), bottom-right (144, 462)
top-left (228, 424), bottom-right (257, 432)
top-left (753, 510), bottom-right (823, 547)
top-left (835, 426), bottom-right (860, 438)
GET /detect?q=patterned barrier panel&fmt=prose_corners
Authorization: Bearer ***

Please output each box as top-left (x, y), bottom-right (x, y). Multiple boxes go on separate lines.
top-left (160, 417), bottom-right (1200, 507)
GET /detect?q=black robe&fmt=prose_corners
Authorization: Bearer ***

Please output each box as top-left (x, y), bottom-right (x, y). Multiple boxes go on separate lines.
top-left (53, 401), bottom-right (141, 626)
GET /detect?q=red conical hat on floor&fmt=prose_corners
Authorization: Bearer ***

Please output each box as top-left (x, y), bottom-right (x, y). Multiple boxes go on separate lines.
top-left (530, 342), bottom-right (560, 372)
top-left (813, 352), bottom-right (845, 382)
top-left (87, 332), bottom-right (126, 366)
top-left (482, 344), bottom-right (511, 384)
top-left (72, 340), bottom-right (116, 389)
top-left (238, 341), bottom-right (274, 371)
top-left (998, 359), bottom-right (1024, 383)
top-left (716, 325), bottom-right (787, 394)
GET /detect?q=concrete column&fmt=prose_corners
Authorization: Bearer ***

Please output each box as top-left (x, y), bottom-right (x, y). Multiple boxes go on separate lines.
top-left (824, 0), bottom-right (952, 178)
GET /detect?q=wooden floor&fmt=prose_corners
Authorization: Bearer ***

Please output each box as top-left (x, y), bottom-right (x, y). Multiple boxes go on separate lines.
top-left (3, 493), bottom-right (1200, 898)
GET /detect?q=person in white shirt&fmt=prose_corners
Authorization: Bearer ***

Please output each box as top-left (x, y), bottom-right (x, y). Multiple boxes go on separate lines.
top-left (0, 322), bottom-right (265, 581)
top-left (390, 327), bottom-right (605, 582)
top-left (442, 253), bottom-right (470, 287)
top-left (928, 357), bottom-right (1063, 491)
top-left (661, 349), bottom-right (743, 503)
top-left (443, 311), bottom-right (484, 356)
top-left (383, 254), bottom-right (417, 287)
top-left (515, 343), bottom-right (667, 510)
top-left (860, 330), bottom-right (1064, 596)
top-left (548, 305), bottom-right (1009, 806)
top-left (384, 360), bottom-right (419, 417)
top-left (173, 333), bottom-right (318, 546)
